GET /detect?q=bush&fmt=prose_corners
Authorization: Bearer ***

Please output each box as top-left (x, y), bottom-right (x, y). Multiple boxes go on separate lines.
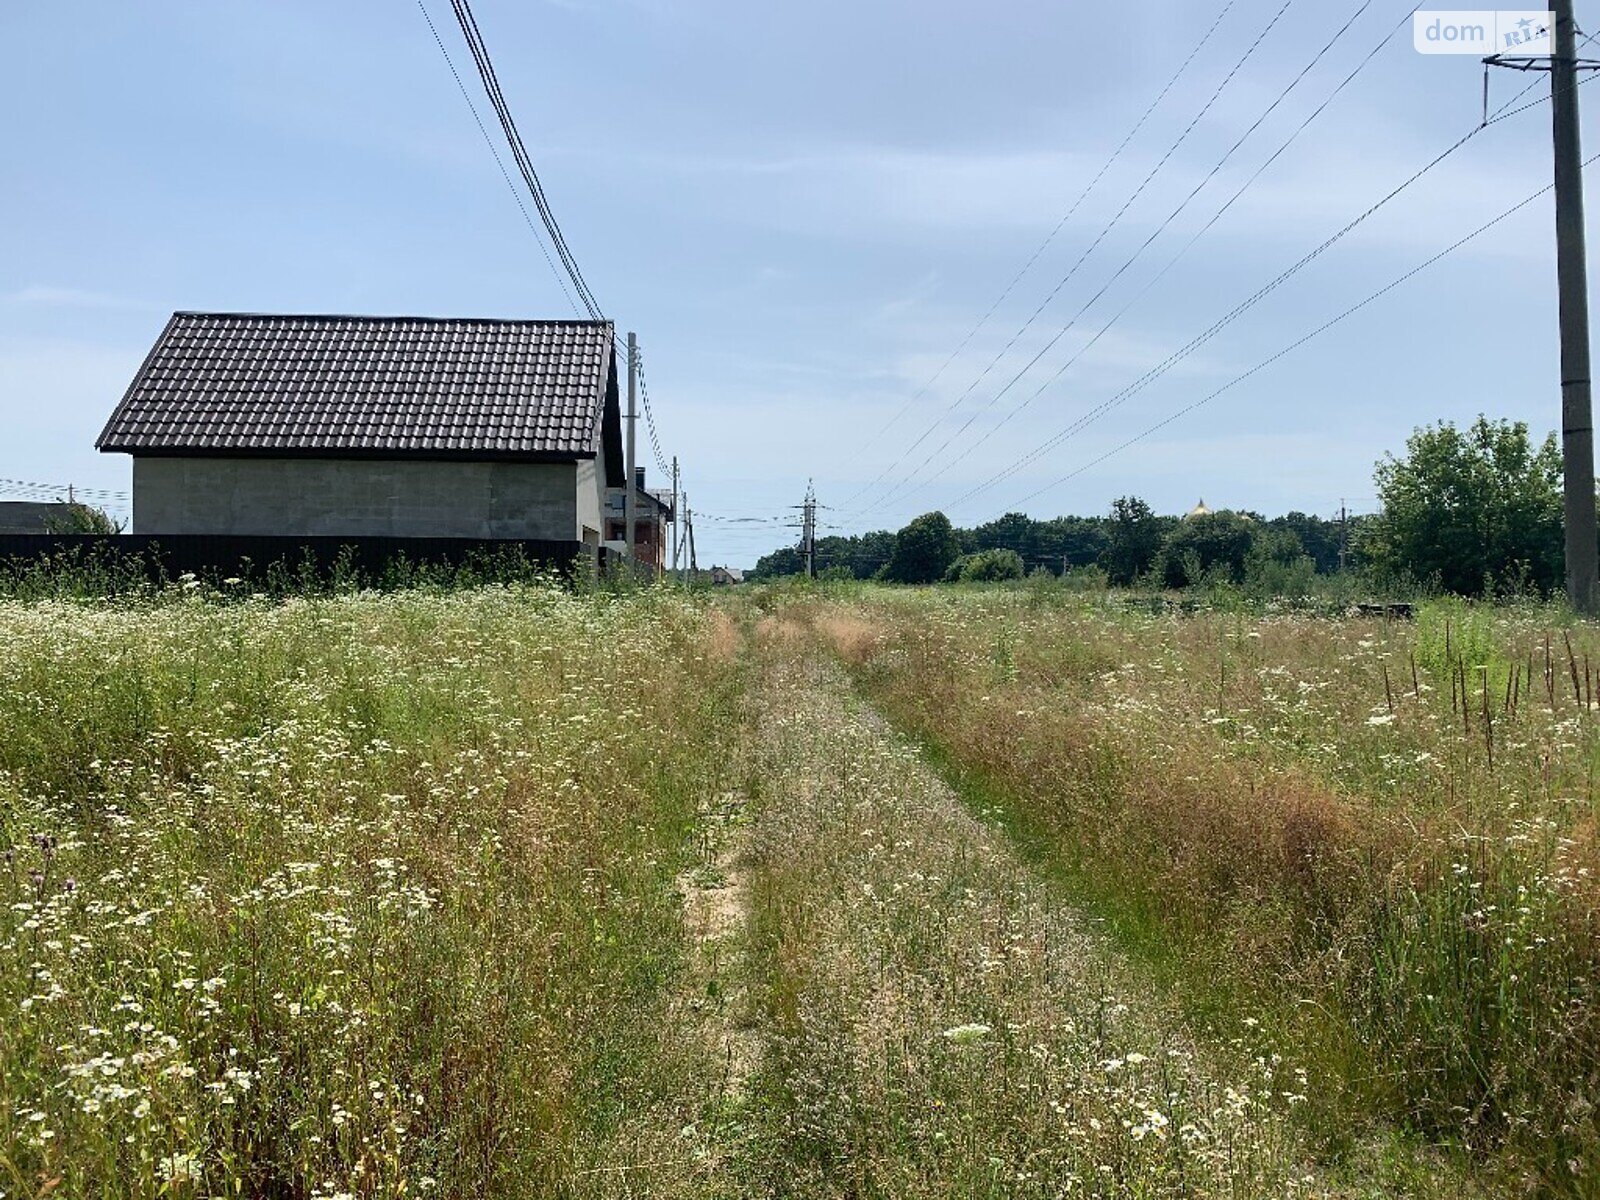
top-left (945, 548), bottom-right (1026, 583)
top-left (1243, 527), bottom-right (1317, 602)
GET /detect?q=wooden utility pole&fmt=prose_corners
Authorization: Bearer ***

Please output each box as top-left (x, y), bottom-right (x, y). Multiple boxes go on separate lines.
top-left (625, 331), bottom-right (639, 566)
top-left (1552, 0), bottom-right (1599, 614)
top-left (1339, 500), bottom-right (1348, 573)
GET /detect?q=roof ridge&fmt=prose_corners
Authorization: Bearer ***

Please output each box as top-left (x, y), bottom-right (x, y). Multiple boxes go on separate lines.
top-left (170, 311), bottom-right (614, 328)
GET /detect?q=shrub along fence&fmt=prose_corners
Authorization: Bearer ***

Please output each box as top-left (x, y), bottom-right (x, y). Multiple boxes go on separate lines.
top-left (0, 534), bottom-right (617, 594)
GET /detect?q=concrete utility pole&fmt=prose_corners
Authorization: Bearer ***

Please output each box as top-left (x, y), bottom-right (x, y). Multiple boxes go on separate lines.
top-left (625, 332), bottom-right (639, 567)
top-left (670, 456), bottom-right (680, 575)
top-left (802, 481), bottom-right (817, 579)
top-left (1552, 0), bottom-right (1600, 614)
top-left (679, 494), bottom-right (689, 585)
top-left (1486, 2), bottom-right (1600, 612)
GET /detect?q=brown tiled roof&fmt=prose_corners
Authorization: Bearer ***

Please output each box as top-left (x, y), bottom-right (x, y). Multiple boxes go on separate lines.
top-left (97, 312), bottom-right (616, 460)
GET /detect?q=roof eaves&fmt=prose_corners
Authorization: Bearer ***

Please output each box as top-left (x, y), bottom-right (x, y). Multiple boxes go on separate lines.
top-left (95, 312), bottom-right (181, 453)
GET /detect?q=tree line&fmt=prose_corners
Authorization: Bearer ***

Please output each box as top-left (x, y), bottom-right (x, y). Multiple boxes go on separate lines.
top-left (750, 504), bottom-right (1351, 587)
top-left (751, 417), bottom-right (1573, 598)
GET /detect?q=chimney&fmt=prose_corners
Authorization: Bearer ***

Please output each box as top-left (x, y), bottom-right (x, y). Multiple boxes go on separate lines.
top-left (635, 466), bottom-right (646, 491)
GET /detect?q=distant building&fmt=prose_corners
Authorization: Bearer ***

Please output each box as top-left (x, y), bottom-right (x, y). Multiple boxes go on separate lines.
top-left (1186, 498), bottom-right (1213, 519)
top-left (710, 565), bottom-right (743, 586)
top-left (0, 500), bottom-right (95, 534)
top-left (604, 467), bottom-right (674, 573)
top-left (97, 312), bottom-right (626, 548)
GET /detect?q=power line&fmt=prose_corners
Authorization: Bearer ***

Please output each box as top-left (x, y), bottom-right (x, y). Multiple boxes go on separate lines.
top-left (446, 0), bottom-right (605, 319)
top-left (940, 75), bottom-right (1586, 516)
top-left (841, 0), bottom-right (1299, 515)
top-left (850, 0), bottom-right (1380, 521)
top-left (415, 0), bottom-right (581, 317)
top-left (0, 478), bottom-right (129, 502)
top-left (1004, 154), bottom-right (1595, 512)
top-left (618, 334), bottom-right (672, 477)
top-left (879, 1), bottom-right (1419, 512)
top-left (421, 2), bottom-right (689, 491)
top-left (834, 0), bottom-right (1241, 481)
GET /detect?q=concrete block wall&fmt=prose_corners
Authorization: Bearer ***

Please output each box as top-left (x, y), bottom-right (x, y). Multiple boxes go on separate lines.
top-left (131, 457), bottom-right (591, 540)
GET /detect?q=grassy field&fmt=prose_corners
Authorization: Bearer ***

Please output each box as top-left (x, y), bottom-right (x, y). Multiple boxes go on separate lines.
top-left (0, 580), bottom-right (1594, 1196)
top-left (783, 584), bottom-right (1600, 1194)
top-left (0, 586), bottom-right (744, 1196)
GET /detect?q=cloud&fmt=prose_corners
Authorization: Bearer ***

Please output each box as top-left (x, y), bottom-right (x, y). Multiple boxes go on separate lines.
top-left (2, 286), bottom-right (156, 312)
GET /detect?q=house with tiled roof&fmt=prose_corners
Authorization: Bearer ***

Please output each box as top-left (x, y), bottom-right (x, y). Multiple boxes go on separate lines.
top-left (97, 312), bottom-right (624, 547)
top-left (603, 469), bottom-right (675, 573)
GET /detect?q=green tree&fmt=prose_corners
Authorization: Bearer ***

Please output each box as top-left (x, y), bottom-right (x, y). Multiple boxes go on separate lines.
top-left (1040, 515), bottom-right (1111, 571)
top-left (1099, 496), bottom-right (1167, 585)
top-left (945, 547), bottom-right (1026, 582)
top-left (966, 512), bottom-right (1035, 560)
top-left (1243, 526), bottom-right (1316, 599)
top-left (1156, 511), bottom-right (1258, 588)
top-left (884, 512), bottom-right (960, 584)
top-left (1365, 417), bottom-right (1563, 596)
top-left (747, 545), bottom-right (804, 580)
top-left (42, 502), bottom-right (123, 534)
top-left (1266, 511), bottom-right (1342, 573)
top-left (839, 530), bottom-right (896, 578)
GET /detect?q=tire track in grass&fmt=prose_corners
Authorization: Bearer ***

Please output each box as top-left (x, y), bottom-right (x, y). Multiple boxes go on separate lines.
top-left (676, 784), bottom-right (760, 1120)
top-left (735, 618), bottom-right (1472, 1199)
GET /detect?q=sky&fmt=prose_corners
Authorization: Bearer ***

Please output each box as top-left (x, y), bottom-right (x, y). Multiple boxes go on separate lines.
top-left (1, 0), bottom-right (1591, 566)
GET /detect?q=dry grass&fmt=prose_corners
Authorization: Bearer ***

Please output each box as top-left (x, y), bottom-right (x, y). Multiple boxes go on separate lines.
top-left (734, 622), bottom-right (1469, 1198)
top-left (784, 587), bottom-right (1600, 1194)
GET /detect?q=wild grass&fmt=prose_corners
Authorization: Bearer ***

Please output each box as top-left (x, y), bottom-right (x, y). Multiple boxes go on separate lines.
top-left (0, 544), bottom-right (612, 601)
top-left (738, 625), bottom-right (1350, 1198)
top-left (0, 584), bottom-right (742, 1197)
top-left (10, 574), bottom-right (1593, 1195)
top-left (786, 587), bottom-right (1600, 1194)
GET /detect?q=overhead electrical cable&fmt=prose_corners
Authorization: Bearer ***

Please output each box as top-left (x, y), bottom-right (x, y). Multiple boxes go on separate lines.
top-left (447, 0), bottom-right (606, 319)
top-left (0, 478), bottom-right (129, 501)
top-left (834, 0), bottom-right (1241, 482)
top-left (622, 336), bottom-right (672, 477)
top-left (423, 0), bottom-right (689, 486)
top-left (840, 0), bottom-right (1298, 515)
top-left (877, 2), bottom-right (1418, 511)
top-left (1003, 155), bottom-right (1595, 510)
top-left (850, 0), bottom-right (1380, 520)
top-left (938, 77), bottom-right (1589, 515)
top-left (416, 0), bottom-right (581, 316)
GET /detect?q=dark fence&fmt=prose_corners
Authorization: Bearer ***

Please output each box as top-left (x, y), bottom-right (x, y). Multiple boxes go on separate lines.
top-left (0, 534), bottom-right (616, 589)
